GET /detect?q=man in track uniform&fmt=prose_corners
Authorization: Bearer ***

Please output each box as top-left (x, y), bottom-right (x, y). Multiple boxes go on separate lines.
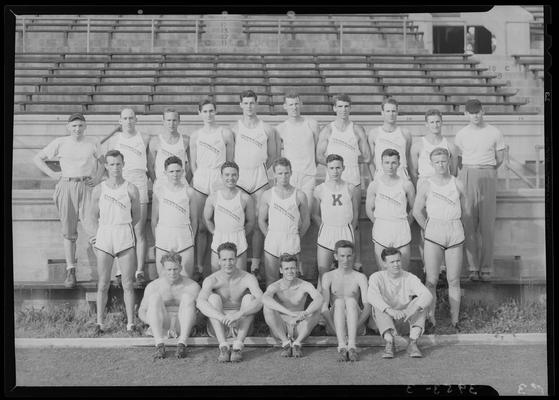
top-left (259, 157), bottom-right (310, 287)
top-left (138, 252), bottom-right (200, 359)
top-left (231, 90), bottom-right (279, 276)
top-left (190, 99), bottom-right (235, 276)
top-left (365, 149), bottom-right (415, 271)
top-left (321, 240), bottom-right (371, 362)
top-left (455, 99), bottom-right (505, 281)
top-left (196, 242), bottom-right (263, 363)
top-left (104, 108), bottom-right (151, 286)
top-left (413, 147), bottom-right (467, 331)
top-left (88, 150), bottom-right (140, 335)
top-left (151, 156), bottom-right (198, 279)
top-left (368, 247), bottom-right (432, 359)
top-left (367, 98), bottom-right (413, 181)
top-left (312, 154), bottom-right (360, 293)
top-left (262, 253), bottom-right (323, 358)
top-left (33, 113), bottom-right (104, 288)
top-left (204, 161), bottom-right (255, 273)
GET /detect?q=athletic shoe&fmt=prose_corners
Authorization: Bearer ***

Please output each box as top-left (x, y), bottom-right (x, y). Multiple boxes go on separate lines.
top-left (154, 343), bottom-right (166, 360)
top-left (337, 348), bottom-right (348, 362)
top-left (64, 269), bottom-right (77, 288)
top-left (280, 342), bottom-right (292, 357)
top-left (348, 348), bottom-right (359, 362)
top-left (382, 341), bottom-right (395, 359)
top-left (407, 340), bottom-right (423, 358)
top-left (135, 271), bottom-right (147, 288)
top-left (113, 274), bottom-right (122, 288)
top-left (230, 349), bottom-right (243, 362)
top-left (468, 271), bottom-right (480, 281)
top-left (92, 324), bottom-right (104, 337)
top-left (175, 343), bottom-right (188, 359)
top-left (218, 346), bottom-right (231, 363)
top-left (291, 344), bottom-right (303, 358)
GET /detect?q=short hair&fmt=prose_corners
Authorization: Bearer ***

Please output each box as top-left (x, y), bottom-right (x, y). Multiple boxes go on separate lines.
top-left (217, 242), bottom-right (237, 257)
top-left (381, 247), bottom-right (401, 261)
top-left (240, 90), bottom-right (257, 102)
top-left (332, 93), bottom-right (352, 106)
top-left (160, 251), bottom-right (182, 266)
top-left (279, 253), bottom-right (298, 265)
top-left (424, 109), bottom-right (443, 121)
top-left (429, 147), bottom-right (451, 160)
top-left (119, 107), bottom-right (136, 117)
top-left (283, 90), bottom-right (300, 102)
top-left (381, 148), bottom-right (400, 161)
top-left (164, 156), bottom-right (183, 170)
top-left (272, 157), bottom-right (292, 172)
top-left (381, 97), bottom-right (399, 111)
top-left (334, 240), bottom-right (354, 253)
top-left (162, 107), bottom-right (180, 119)
top-left (465, 99), bottom-right (483, 113)
top-left (326, 153), bottom-right (344, 165)
top-left (220, 160), bottom-right (239, 174)
top-left (105, 149), bottom-right (124, 162)
top-left (198, 98), bottom-right (217, 112)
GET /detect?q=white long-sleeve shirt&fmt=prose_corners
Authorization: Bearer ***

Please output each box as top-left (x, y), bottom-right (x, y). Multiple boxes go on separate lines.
top-left (367, 270), bottom-right (432, 312)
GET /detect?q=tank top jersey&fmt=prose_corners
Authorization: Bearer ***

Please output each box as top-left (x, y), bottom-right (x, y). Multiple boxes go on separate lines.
top-left (98, 181), bottom-right (132, 226)
top-left (317, 181), bottom-right (353, 227)
top-left (114, 132), bottom-right (147, 172)
top-left (154, 134), bottom-right (188, 180)
top-left (156, 184), bottom-right (190, 228)
top-left (373, 126), bottom-right (408, 171)
top-left (268, 188), bottom-right (300, 235)
top-left (196, 127), bottom-right (226, 170)
top-left (279, 118), bottom-right (317, 176)
top-left (426, 176), bottom-right (461, 220)
top-left (373, 178), bottom-right (408, 220)
top-left (326, 122), bottom-right (359, 168)
top-left (215, 190), bottom-right (245, 233)
top-left (234, 120), bottom-right (268, 169)
top-left (418, 136), bottom-right (450, 179)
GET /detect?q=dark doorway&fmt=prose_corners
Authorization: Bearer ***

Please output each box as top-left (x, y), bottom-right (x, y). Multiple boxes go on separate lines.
top-left (472, 25), bottom-right (493, 54)
top-left (433, 26), bottom-right (464, 53)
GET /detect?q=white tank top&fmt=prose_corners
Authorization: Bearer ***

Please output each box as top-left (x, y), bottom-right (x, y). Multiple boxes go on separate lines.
top-left (279, 118), bottom-right (317, 176)
top-left (215, 190), bottom-right (245, 233)
top-left (115, 132), bottom-right (147, 172)
top-left (196, 127), bottom-right (226, 170)
top-left (318, 181), bottom-right (353, 227)
top-left (99, 181), bottom-right (132, 226)
top-left (426, 176), bottom-right (461, 220)
top-left (157, 184), bottom-right (190, 228)
top-left (373, 178), bottom-right (408, 220)
top-left (234, 120), bottom-right (268, 168)
top-left (154, 134), bottom-right (188, 179)
top-left (268, 188), bottom-right (300, 234)
top-left (373, 126), bottom-right (408, 172)
top-left (418, 136), bottom-right (450, 179)
top-left (326, 121), bottom-right (359, 168)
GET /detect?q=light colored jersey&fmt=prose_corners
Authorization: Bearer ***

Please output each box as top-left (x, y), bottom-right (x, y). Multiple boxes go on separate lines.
top-left (268, 188), bottom-right (300, 235)
top-left (40, 136), bottom-right (101, 177)
top-left (316, 181), bottom-right (353, 227)
top-left (373, 126), bottom-right (408, 173)
top-left (154, 134), bottom-right (188, 180)
top-left (196, 127), bottom-right (226, 170)
top-left (326, 121), bottom-right (359, 169)
top-left (214, 190), bottom-right (245, 233)
top-left (426, 176), bottom-right (461, 220)
top-left (278, 118), bottom-right (317, 176)
top-left (372, 178), bottom-right (408, 220)
top-left (454, 123), bottom-right (505, 166)
top-left (98, 181), bottom-right (132, 226)
top-left (156, 184), bottom-right (190, 228)
top-left (418, 136), bottom-right (450, 179)
top-left (115, 132), bottom-right (147, 172)
top-left (234, 120), bottom-right (268, 169)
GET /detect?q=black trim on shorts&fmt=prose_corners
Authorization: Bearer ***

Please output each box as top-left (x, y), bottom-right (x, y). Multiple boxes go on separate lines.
top-left (211, 249), bottom-right (247, 257)
top-left (115, 245), bottom-right (135, 257)
top-left (372, 238), bottom-right (412, 250)
top-left (317, 242), bottom-right (335, 252)
top-left (156, 245), bottom-right (194, 254)
top-left (192, 185), bottom-right (210, 197)
top-left (94, 246), bottom-right (116, 258)
top-left (424, 237), bottom-right (464, 251)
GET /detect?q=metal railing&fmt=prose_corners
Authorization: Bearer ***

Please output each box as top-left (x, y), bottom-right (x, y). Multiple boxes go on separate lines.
top-left (503, 144), bottom-right (544, 189)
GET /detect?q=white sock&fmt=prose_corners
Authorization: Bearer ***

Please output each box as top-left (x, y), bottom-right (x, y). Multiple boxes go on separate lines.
top-left (232, 340), bottom-right (243, 351)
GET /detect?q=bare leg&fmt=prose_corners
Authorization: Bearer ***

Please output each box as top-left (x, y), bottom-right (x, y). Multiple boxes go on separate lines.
top-left (210, 251), bottom-right (220, 274)
top-left (145, 294), bottom-right (170, 344)
top-left (293, 311), bottom-right (321, 345)
top-left (234, 294), bottom-right (260, 348)
top-left (207, 294), bottom-right (228, 347)
top-left (424, 241), bottom-right (444, 324)
top-left (345, 297), bottom-right (360, 349)
top-left (192, 191), bottom-right (209, 274)
top-left (399, 244), bottom-right (411, 271)
top-left (134, 203), bottom-right (148, 275)
top-left (155, 247), bottom-right (164, 277)
top-left (179, 247), bottom-right (195, 278)
top-left (118, 247), bottom-right (137, 326)
top-left (316, 246), bottom-right (334, 293)
top-left (445, 245), bottom-right (464, 325)
top-left (332, 298), bottom-right (348, 349)
top-left (263, 306), bottom-right (290, 344)
top-left (250, 189), bottom-right (266, 271)
top-left (263, 252), bottom-right (280, 287)
top-left (95, 250), bottom-right (114, 326)
top-left (236, 251), bottom-right (248, 272)
top-left (373, 242), bottom-right (386, 273)
top-left (177, 293), bottom-right (197, 345)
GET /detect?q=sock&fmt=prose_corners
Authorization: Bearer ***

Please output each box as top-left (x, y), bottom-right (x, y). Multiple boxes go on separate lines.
top-left (337, 344), bottom-right (348, 351)
top-left (282, 339), bottom-right (291, 348)
top-left (96, 323), bottom-right (105, 330)
top-left (219, 342), bottom-right (229, 349)
top-left (127, 322), bottom-right (135, 330)
top-left (410, 326), bottom-right (422, 341)
top-left (232, 340), bottom-right (243, 351)
top-left (292, 340), bottom-right (301, 347)
top-left (383, 331), bottom-right (394, 343)
top-left (135, 270), bottom-right (144, 278)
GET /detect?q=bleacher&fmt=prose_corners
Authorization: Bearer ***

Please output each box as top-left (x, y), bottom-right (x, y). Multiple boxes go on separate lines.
top-left (521, 6), bottom-right (545, 49)
top-left (511, 54), bottom-right (544, 81)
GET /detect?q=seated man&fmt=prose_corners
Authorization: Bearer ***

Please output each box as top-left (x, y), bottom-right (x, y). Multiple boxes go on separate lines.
top-left (367, 247), bottom-right (433, 359)
top-left (262, 253), bottom-right (323, 358)
top-left (196, 242), bottom-right (263, 363)
top-left (138, 252), bottom-right (201, 359)
top-left (321, 240), bottom-right (371, 362)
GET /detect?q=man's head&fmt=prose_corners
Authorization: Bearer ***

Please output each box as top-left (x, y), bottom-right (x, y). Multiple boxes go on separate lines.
top-left (162, 108), bottom-right (180, 133)
top-left (283, 91), bottom-right (302, 118)
top-left (381, 148), bottom-right (401, 176)
top-left (429, 147), bottom-right (451, 175)
top-left (424, 109), bottom-right (443, 134)
top-left (220, 161), bottom-right (240, 187)
top-left (272, 157), bottom-right (292, 186)
top-left (119, 108), bottom-right (137, 132)
top-left (164, 155), bottom-right (184, 183)
top-left (239, 90), bottom-right (258, 117)
top-left (325, 154), bottom-right (345, 181)
top-left (160, 252), bottom-right (182, 282)
top-left (381, 98), bottom-right (399, 124)
top-left (334, 240), bottom-right (355, 269)
top-left (104, 149), bottom-right (124, 177)
top-left (381, 247), bottom-right (402, 277)
top-left (67, 113), bottom-right (86, 139)
top-left (198, 98), bottom-right (217, 123)
top-left (279, 253), bottom-right (298, 280)
top-left (217, 242), bottom-right (238, 274)
top-left (464, 99), bottom-right (484, 126)
top-left (332, 94), bottom-right (351, 119)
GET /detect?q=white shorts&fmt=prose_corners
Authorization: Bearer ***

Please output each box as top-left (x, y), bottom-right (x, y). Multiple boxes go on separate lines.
top-left (372, 218), bottom-right (411, 249)
top-left (193, 167), bottom-right (222, 196)
top-left (264, 231), bottom-right (300, 258)
top-left (290, 171), bottom-right (316, 204)
top-left (95, 223), bottom-right (135, 257)
top-left (341, 164), bottom-right (361, 187)
top-left (317, 223), bottom-right (354, 252)
top-left (237, 164), bottom-right (269, 195)
top-left (424, 218), bottom-right (465, 250)
top-left (123, 169), bottom-right (149, 204)
top-left (155, 225), bottom-right (194, 253)
top-left (211, 230), bottom-right (248, 255)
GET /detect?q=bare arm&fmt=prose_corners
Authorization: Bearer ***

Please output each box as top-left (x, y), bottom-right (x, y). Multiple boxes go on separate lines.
top-left (189, 131), bottom-right (199, 173)
top-left (412, 180), bottom-right (429, 230)
top-left (402, 128), bottom-right (413, 177)
top-left (316, 125), bottom-right (332, 166)
top-left (366, 129), bottom-right (377, 179)
top-left (187, 187), bottom-right (198, 236)
top-left (448, 142), bottom-right (459, 177)
top-left (309, 119), bottom-right (320, 166)
top-left (350, 184), bottom-right (360, 232)
top-left (311, 187), bottom-right (322, 228)
top-left (354, 124), bottom-right (371, 164)
top-left (243, 193), bottom-right (256, 236)
top-left (87, 184), bottom-right (102, 242)
top-left (183, 135), bottom-right (192, 183)
top-left (302, 281), bottom-right (324, 316)
top-left (495, 148), bottom-right (505, 169)
top-left (456, 179), bottom-right (469, 221)
top-left (238, 274), bottom-right (264, 317)
top-left (409, 140), bottom-right (421, 186)
top-left (357, 273), bottom-right (372, 327)
top-left (365, 182), bottom-right (376, 225)
top-left (223, 127), bottom-right (235, 162)
top-left (151, 191), bottom-right (159, 235)
top-left (297, 191), bottom-right (310, 237)
top-left (202, 193), bottom-right (216, 234)
top-left (261, 282), bottom-right (299, 317)
top-left (33, 151), bottom-right (62, 180)
top-left (265, 125), bottom-right (279, 169)
top-left (128, 183), bottom-right (141, 227)
top-left (258, 190), bottom-right (271, 236)
top-left (404, 180), bottom-right (416, 225)
top-left (147, 136), bottom-right (158, 182)
top-left (320, 273), bottom-right (332, 313)
top-left (196, 277), bottom-right (226, 321)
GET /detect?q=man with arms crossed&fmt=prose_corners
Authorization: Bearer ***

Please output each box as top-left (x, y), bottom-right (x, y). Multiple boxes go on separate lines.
top-left (88, 150), bottom-right (140, 335)
top-left (321, 240), bottom-right (371, 362)
top-left (151, 156), bottom-right (198, 279)
top-left (139, 252), bottom-right (200, 359)
top-left (413, 148), bottom-right (467, 330)
top-left (231, 90), bottom-right (279, 275)
top-left (365, 149), bottom-right (415, 271)
top-left (33, 112), bottom-right (104, 288)
top-left (190, 99), bottom-right (235, 276)
top-left (204, 161), bottom-right (255, 273)
top-left (196, 242), bottom-right (263, 363)
top-left (455, 99), bottom-right (505, 281)
top-left (262, 253), bottom-right (323, 358)
top-left (368, 247), bottom-right (433, 359)
top-left (259, 157), bottom-right (310, 287)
